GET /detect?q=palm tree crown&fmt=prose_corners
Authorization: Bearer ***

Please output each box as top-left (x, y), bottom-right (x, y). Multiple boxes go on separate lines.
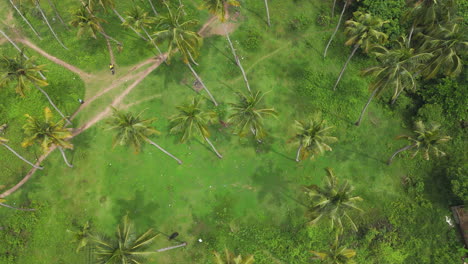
top-left (123, 6), bottom-right (155, 30)
top-left (311, 235), bottom-right (356, 264)
top-left (344, 11), bottom-right (388, 53)
top-left (70, 6), bottom-right (105, 39)
top-left (202, 0), bottom-right (240, 22)
top-left (228, 91), bottom-right (277, 141)
top-left (304, 168), bottom-right (363, 232)
top-left (214, 248), bottom-right (255, 264)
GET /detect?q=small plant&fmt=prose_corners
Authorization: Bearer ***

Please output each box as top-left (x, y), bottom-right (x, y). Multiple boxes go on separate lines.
top-left (316, 13), bottom-right (330, 27)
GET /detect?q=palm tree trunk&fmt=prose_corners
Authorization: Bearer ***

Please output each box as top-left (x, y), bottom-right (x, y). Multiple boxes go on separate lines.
top-left (156, 242), bottom-right (187, 252)
top-left (354, 87), bottom-right (378, 126)
top-left (324, 2), bottom-right (348, 58)
top-left (264, 0), bottom-right (271, 27)
top-left (98, 31), bottom-right (122, 46)
top-left (204, 137), bottom-right (223, 159)
top-left (295, 144), bottom-right (302, 162)
top-left (35, 1), bottom-right (68, 50)
top-left (142, 26), bottom-right (162, 55)
top-left (34, 85), bottom-right (72, 126)
top-left (0, 202), bottom-right (36, 211)
top-left (390, 89), bottom-right (404, 105)
top-left (148, 0), bottom-right (158, 16)
top-left (113, 9), bottom-right (147, 41)
top-left (145, 138), bottom-right (183, 165)
top-left (58, 147), bottom-right (73, 168)
top-left (387, 144), bottom-right (416, 165)
top-left (1, 143), bottom-right (44, 169)
top-left (186, 63), bottom-right (218, 106)
top-left (408, 24), bottom-right (415, 46)
top-left (8, 0), bottom-right (42, 39)
top-left (333, 43), bottom-right (359, 91)
top-left (46, 0), bottom-right (69, 29)
top-left (224, 25), bottom-right (251, 92)
top-left (0, 30), bottom-right (46, 80)
top-left (332, 0), bottom-right (337, 18)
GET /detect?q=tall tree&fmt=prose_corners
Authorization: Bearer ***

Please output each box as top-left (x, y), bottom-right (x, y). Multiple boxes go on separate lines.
top-left (169, 97), bottom-right (223, 158)
top-left (201, 0), bottom-right (251, 92)
top-left (311, 235), bottom-right (357, 264)
top-left (122, 5), bottom-right (162, 55)
top-left (290, 115), bottom-right (337, 162)
top-left (46, 0), bottom-right (68, 29)
top-left (214, 248), bottom-right (255, 264)
top-left (304, 168), bottom-right (363, 232)
top-left (332, 12), bottom-right (388, 91)
top-left (70, 6), bottom-right (105, 39)
top-left (404, 0), bottom-right (439, 44)
top-left (324, 0), bottom-right (353, 58)
top-left (22, 107), bottom-right (74, 168)
top-left (387, 121), bottom-right (451, 165)
top-left (153, 3), bottom-right (219, 106)
top-left (93, 215), bottom-right (158, 264)
top-left (227, 91), bottom-right (277, 142)
top-left (0, 53), bottom-right (71, 125)
top-left (0, 127), bottom-right (43, 169)
top-left (107, 107), bottom-right (183, 165)
top-left (355, 37), bottom-right (432, 126)
top-left (9, 0), bottom-right (42, 39)
top-left (264, 0), bottom-right (271, 27)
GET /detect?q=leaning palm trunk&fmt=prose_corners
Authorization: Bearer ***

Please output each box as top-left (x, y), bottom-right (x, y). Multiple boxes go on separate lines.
top-left (156, 242), bottom-right (187, 252)
top-left (58, 147), bottom-right (73, 168)
top-left (408, 24), bottom-right (415, 46)
top-left (0, 202), bottom-right (36, 211)
top-left (35, 1), bottom-right (68, 50)
top-left (264, 0), bottom-right (271, 26)
top-left (141, 26), bottom-right (162, 55)
top-left (354, 87), bottom-right (378, 126)
top-left (148, 0), bottom-right (158, 16)
top-left (34, 84), bottom-right (72, 126)
top-left (387, 144), bottom-right (416, 165)
top-left (113, 9), bottom-right (147, 41)
top-left (186, 63), bottom-right (218, 106)
top-left (332, 0), bottom-right (337, 18)
top-left (224, 25), bottom-right (251, 92)
top-left (46, 0), bottom-right (68, 29)
top-left (333, 43), bottom-right (359, 91)
top-left (324, 2), bottom-right (348, 58)
top-left (0, 30), bottom-right (46, 80)
top-left (204, 137), bottom-right (223, 158)
top-left (1, 143), bottom-right (44, 169)
top-left (8, 0), bottom-right (42, 39)
top-left (295, 144), bottom-right (303, 162)
top-left (145, 138), bottom-right (183, 164)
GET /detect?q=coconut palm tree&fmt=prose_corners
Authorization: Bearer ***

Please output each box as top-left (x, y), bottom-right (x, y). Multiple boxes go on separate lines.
top-left (355, 37), bottom-right (433, 126)
top-left (419, 24), bottom-right (467, 79)
top-left (154, 3), bottom-right (219, 106)
top-left (227, 91), bottom-right (277, 142)
top-left (123, 5), bottom-right (162, 54)
top-left (9, 0), bottom-right (42, 39)
top-left (22, 107), bottom-right (74, 168)
top-left (387, 121), bottom-right (451, 165)
top-left (0, 126), bottom-right (43, 169)
top-left (147, 0), bottom-right (158, 16)
top-left (404, 0), bottom-right (439, 44)
top-left (93, 215), bottom-right (158, 264)
top-left (264, 0), bottom-right (271, 27)
top-left (311, 235), bottom-right (356, 264)
top-left (324, 0), bottom-right (354, 58)
top-left (332, 12), bottom-right (388, 91)
top-left (0, 53), bottom-right (71, 124)
top-left (290, 115), bottom-right (337, 162)
top-left (169, 97), bottom-right (223, 158)
top-left (46, 0), bottom-right (68, 28)
top-left (70, 6), bottom-right (105, 39)
top-left (202, 0), bottom-right (251, 92)
top-left (107, 107), bottom-right (183, 165)
top-left (214, 248), bottom-right (255, 264)
top-left (304, 168), bottom-right (363, 232)
top-left (67, 220), bottom-right (92, 253)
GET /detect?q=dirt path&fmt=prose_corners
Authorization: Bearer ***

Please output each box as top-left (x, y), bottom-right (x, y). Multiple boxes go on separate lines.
top-left (15, 38), bottom-right (92, 80)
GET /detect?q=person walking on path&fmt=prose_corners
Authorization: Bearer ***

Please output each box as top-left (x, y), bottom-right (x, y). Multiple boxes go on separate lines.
top-left (109, 63), bottom-right (115, 75)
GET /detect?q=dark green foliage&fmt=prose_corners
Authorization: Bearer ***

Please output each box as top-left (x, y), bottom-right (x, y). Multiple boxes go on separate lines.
top-left (240, 27), bottom-right (262, 51)
top-left (288, 13), bottom-right (313, 31)
top-left (357, 0), bottom-right (407, 39)
top-left (316, 13), bottom-right (331, 27)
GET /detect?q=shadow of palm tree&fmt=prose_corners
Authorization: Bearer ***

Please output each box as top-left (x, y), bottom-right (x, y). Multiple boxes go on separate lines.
top-left (114, 190), bottom-right (160, 230)
top-left (251, 162), bottom-right (291, 206)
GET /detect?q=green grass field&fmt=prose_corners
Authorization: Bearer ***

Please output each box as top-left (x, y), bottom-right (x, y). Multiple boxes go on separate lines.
top-left (0, 0), bottom-right (463, 263)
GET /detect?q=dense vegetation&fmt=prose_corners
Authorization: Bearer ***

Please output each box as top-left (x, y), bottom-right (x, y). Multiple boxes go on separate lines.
top-left (0, 0), bottom-right (466, 263)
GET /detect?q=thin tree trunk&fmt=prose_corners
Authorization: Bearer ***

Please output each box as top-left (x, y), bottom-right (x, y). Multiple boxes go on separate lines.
top-left (224, 25), bottom-right (251, 92)
top-left (34, 85), bottom-right (72, 126)
top-left (264, 0), bottom-right (271, 27)
top-left (186, 63), bottom-right (218, 106)
top-left (324, 2), bottom-right (348, 58)
top-left (187, 50), bottom-right (199, 66)
top-left (387, 144), bottom-right (415, 165)
top-left (113, 9), bottom-right (147, 41)
top-left (408, 24), bottom-right (415, 46)
top-left (354, 87), bottom-right (378, 126)
top-left (46, 0), bottom-right (69, 29)
top-left (146, 139), bottom-right (183, 165)
top-left (390, 89), bottom-right (404, 105)
top-left (58, 147), bottom-right (73, 168)
top-left (156, 242), bottom-right (187, 252)
top-left (148, 0), bottom-right (158, 16)
top-left (0, 30), bottom-right (46, 80)
top-left (98, 31), bottom-right (122, 46)
top-left (204, 137), bottom-right (223, 159)
top-left (332, 0), bottom-right (337, 18)
top-left (295, 144), bottom-right (302, 162)
top-left (8, 0), bottom-right (42, 39)
top-left (0, 202), bottom-right (36, 211)
top-left (35, 1), bottom-right (68, 50)
top-left (142, 26), bottom-right (162, 55)
top-left (333, 43), bottom-right (359, 91)
top-left (1, 143), bottom-right (44, 169)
